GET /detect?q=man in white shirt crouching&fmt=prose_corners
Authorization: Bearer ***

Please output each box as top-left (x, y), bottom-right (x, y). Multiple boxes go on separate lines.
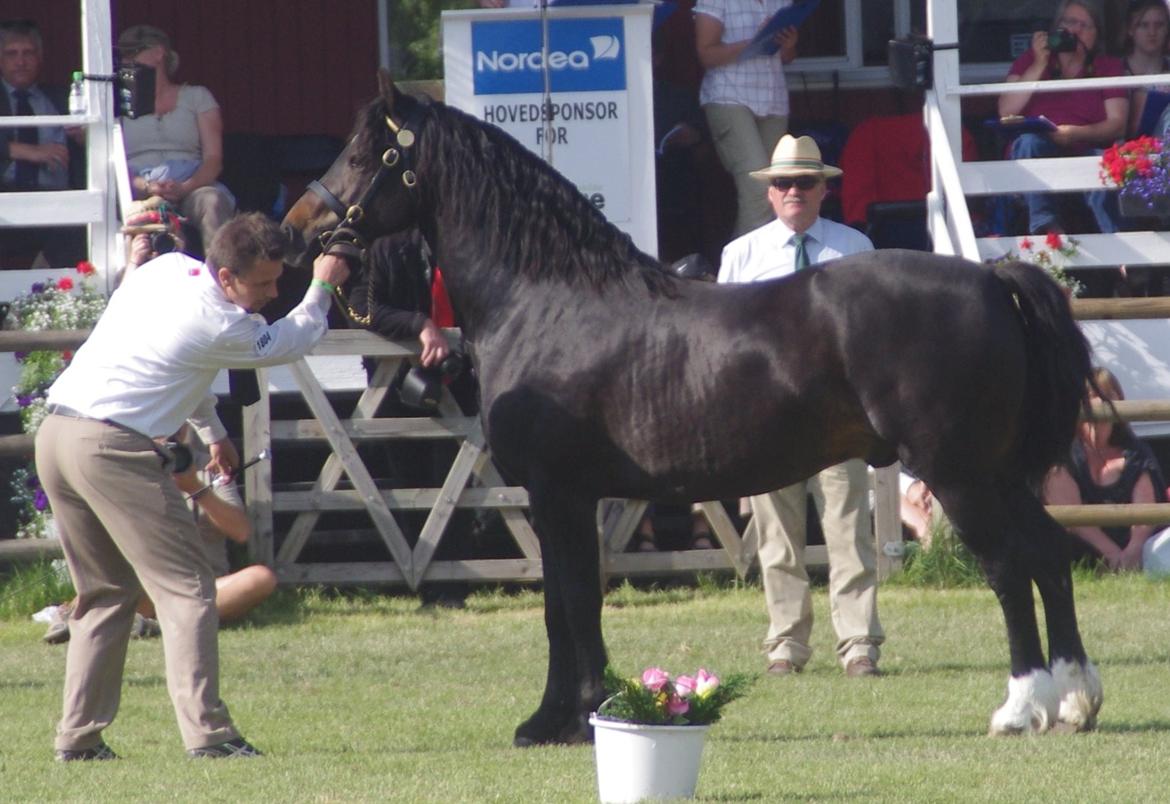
top-left (35, 212), bottom-right (350, 761)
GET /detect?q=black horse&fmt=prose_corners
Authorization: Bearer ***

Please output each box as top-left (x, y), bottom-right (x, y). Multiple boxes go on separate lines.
top-left (282, 74), bottom-right (1103, 744)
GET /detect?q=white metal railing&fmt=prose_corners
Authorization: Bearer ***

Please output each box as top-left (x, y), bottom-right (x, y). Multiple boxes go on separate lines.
top-left (0, 0), bottom-right (125, 290)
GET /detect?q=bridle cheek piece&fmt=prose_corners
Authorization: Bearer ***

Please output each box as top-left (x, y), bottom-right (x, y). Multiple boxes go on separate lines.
top-left (308, 110), bottom-right (421, 262)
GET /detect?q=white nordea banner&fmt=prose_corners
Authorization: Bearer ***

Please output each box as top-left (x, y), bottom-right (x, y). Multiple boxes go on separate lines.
top-left (442, 3), bottom-right (658, 257)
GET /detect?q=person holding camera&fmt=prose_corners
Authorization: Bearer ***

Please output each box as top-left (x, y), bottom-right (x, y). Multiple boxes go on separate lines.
top-left (118, 24), bottom-right (235, 255)
top-left (997, 0), bottom-right (1126, 235)
top-left (43, 425), bottom-right (277, 645)
top-left (34, 212), bottom-right (350, 761)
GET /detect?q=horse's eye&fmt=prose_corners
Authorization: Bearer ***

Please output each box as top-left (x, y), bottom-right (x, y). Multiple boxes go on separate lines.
top-left (348, 155), bottom-right (363, 169)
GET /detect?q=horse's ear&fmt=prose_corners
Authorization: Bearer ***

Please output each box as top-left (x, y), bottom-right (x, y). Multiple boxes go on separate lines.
top-left (377, 69), bottom-right (398, 112)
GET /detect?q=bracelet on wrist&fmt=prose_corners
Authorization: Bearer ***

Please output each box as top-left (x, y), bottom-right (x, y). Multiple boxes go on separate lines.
top-left (310, 278), bottom-right (336, 293)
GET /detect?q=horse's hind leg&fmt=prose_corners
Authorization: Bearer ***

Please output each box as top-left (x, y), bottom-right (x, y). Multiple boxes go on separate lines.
top-left (1005, 483), bottom-right (1103, 731)
top-left (933, 480), bottom-right (1060, 735)
top-left (513, 484), bottom-right (606, 747)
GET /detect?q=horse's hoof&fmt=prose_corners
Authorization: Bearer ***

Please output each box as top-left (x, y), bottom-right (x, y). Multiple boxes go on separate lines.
top-left (556, 715), bottom-right (593, 745)
top-left (988, 670), bottom-right (1059, 735)
top-left (1051, 658), bottom-right (1103, 732)
top-left (513, 710), bottom-right (570, 748)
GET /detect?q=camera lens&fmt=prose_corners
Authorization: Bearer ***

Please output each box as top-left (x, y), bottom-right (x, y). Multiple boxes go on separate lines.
top-left (150, 231), bottom-right (177, 254)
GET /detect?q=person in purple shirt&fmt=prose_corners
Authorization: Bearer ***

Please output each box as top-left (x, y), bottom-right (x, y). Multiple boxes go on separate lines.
top-left (997, 0), bottom-right (1127, 235)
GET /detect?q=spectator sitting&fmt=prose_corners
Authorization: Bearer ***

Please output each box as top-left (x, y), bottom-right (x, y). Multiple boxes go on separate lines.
top-left (1120, 0), bottom-right (1170, 137)
top-left (44, 424), bottom-right (277, 644)
top-left (118, 24), bottom-right (235, 255)
top-left (1044, 366), bottom-right (1168, 572)
top-left (839, 92), bottom-right (978, 248)
top-left (997, 0), bottom-right (1127, 236)
top-left (0, 18), bottom-right (85, 268)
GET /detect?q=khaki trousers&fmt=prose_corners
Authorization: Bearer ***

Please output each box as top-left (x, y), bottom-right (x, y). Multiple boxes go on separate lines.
top-left (702, 103), bottom-right (788, 237)
top-left (35, 414), bottom-right (239, 752)
top-left (753, 459), bottom-right (884, 668)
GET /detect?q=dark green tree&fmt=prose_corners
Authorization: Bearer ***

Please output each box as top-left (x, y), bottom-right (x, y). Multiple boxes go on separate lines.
top-left (389, 0), bottom-right (478, 80)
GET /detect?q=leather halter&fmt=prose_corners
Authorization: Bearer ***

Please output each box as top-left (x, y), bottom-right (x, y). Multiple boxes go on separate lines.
top-left (308, 103), bottom-right (424, 262)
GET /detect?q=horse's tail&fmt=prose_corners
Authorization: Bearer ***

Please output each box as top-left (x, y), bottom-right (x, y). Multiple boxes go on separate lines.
top-left (992, 260), bottom-right (1093, 488)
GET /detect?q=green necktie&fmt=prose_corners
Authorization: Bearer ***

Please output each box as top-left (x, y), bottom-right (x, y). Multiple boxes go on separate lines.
top-left (792, 233), bottom-right (810, 271)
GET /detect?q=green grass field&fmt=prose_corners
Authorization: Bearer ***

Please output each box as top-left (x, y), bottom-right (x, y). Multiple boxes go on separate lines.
top-left (2, 575), bottom-right (1168, 802)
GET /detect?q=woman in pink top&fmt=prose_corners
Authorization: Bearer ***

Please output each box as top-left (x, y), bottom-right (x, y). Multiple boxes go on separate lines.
top-left (997, 0), bottom-right (1127, 235)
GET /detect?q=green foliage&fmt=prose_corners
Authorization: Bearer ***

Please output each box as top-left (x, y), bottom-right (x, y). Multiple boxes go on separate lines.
top-left (390, 0), bottom-right (479, 80)
top-left (0, 560), bottom-right (74, 620)
top-left (890, 517), bottom-right (987, 589)
top-left (598, 664), bottom-right (753, 726)
top-left (6, 266), bottom-right (107, 539)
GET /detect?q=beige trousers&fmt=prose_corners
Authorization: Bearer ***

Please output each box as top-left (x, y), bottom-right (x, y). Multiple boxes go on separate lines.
top-left (753, 459), bottom-right (884, 668)
top-left (702, 103), bottom-right (788, 237)
top-left (35, 414), bottom-right (239, 752)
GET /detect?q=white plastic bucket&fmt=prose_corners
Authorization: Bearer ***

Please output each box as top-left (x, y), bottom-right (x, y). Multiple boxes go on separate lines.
top-left (589, 714), bottom-right (709, 803)
top-left (1144, 526), bottom-right (1170, 577)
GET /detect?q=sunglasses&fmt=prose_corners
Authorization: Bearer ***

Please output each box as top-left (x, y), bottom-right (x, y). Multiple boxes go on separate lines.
top-left (771, 176), bottom-right (822, 191)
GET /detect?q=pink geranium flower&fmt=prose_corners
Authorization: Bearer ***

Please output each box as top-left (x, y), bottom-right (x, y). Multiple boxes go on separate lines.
top-left (674, 674), bottom-right (697, 697)
top-left (666, 694), bottom-right (690, 717)
top-left (641, 667), bottom-right (670, 693)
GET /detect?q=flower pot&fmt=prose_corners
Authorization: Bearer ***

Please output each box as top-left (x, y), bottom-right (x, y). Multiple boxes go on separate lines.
top-left (589, 714), bottom-right (709, 803)
top-left (1119, 192), bottom-right (1170, 219)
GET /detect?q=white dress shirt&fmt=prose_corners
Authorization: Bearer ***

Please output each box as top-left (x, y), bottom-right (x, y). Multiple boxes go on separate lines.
top-left (717, 216), bottom-right (873, 285)
top-left (47, 252), bottom-right (332, 443)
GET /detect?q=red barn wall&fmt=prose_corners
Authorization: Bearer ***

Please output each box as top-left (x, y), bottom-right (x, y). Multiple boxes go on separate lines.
top-left (9, 0), bottom-right (379, 140)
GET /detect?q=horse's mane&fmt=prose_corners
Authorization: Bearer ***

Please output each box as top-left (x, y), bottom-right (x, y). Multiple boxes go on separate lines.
top-left (351, 95), bottom-right (675, 296)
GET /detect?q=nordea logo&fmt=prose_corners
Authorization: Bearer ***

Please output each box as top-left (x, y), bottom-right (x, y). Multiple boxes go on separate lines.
top-left (475, 35), bottom-right (619, 74)
top-left (472, 18), bottom-right (626, 96)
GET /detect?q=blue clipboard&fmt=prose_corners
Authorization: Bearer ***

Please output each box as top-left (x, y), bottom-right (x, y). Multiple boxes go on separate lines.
top-left (737, 0), bottom-right (821, 62)
top-left (985, 115), bottom-right (1058, 135)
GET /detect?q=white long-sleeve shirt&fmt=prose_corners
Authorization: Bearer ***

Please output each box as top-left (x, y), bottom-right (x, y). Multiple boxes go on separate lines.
top-left (47, 252), bottom-right (332, 443)
top-left (717, 216), bottom-right (873, 285)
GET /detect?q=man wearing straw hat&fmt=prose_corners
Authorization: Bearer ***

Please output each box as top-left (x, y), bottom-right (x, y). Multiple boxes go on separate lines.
top-left (718, 134), bottom-right (885, 679)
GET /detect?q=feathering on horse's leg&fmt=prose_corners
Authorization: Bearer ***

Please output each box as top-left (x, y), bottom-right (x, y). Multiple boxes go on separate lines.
top-left (933, 482), bottom-right (1059, 735)
top-left (1009, 483), bottom-right (1103, 731)
top-left (514, 487), bottom-right (606, 746)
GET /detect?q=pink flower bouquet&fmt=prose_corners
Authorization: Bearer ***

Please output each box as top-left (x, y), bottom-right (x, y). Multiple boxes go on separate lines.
top-left (595, 665), bottom-right (752, 726)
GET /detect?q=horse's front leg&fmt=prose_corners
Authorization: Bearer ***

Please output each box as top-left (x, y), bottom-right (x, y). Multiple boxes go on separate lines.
top-left (935, 482), bottom-right (1059, 735)
top-left (1006, 485), bottom-right (1103, 731)
top-left (513, 484), bottom-right (606, 747)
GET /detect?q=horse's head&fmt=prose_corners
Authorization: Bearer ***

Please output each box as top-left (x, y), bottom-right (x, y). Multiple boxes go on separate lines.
top-left (281, 71), bottom-right (428, 268)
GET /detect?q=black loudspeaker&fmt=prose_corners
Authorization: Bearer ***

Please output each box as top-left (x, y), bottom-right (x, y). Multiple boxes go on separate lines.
top-left (116, 64), bottom-right (156, 118)
top-left (888, 36), bottom-right (933, 91)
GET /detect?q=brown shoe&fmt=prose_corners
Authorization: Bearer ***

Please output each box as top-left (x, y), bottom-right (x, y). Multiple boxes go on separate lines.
top-left (767, 659), bottom-right (802, 676)
top-left (845, 657), bottom-right (880, 678)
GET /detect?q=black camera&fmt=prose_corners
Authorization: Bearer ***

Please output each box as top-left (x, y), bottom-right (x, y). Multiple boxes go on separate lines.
top-left (399, 353), bottom-right (464, 411)
top-left (164, 440), bottom-right (193, 473)
top-left (1047, 28), bottom-right (1078, 53)
top-left (150, 230), bottom-right (178, 254)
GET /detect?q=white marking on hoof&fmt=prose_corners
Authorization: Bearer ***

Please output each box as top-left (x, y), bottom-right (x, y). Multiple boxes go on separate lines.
top-left (1051, 658), bottom-right (1103, 732)
top-left (989, 670), bottom-right (1060, 735)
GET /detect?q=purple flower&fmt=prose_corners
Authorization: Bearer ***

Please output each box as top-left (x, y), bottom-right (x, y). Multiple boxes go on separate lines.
top-left (30, 282), bottom-right (45, 294)
top-left (25, 473), bottom-right (40, 489)
top-left (34, 489), bottom-right (48, 511)
top-left (16, 394), bottom-right (33, 408)
top-left (14, 351), bottom-right (26, 362)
